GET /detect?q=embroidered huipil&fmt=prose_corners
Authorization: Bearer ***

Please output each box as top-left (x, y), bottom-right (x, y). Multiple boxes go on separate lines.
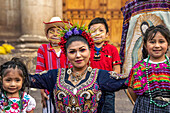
top-left (36, 43), bottom-right (68, 73)
top-left (30, 68), bottom-right (126, 112)
top-left (125, 59), bottom-right (170, 98)
top-left (90, 42), bottom-right (121, 71)
top-left (0, 92), bottom-right (36, 113)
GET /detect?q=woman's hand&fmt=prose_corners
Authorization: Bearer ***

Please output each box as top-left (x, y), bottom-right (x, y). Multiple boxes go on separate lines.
top-left (40, 89), bottom-right (49, 108)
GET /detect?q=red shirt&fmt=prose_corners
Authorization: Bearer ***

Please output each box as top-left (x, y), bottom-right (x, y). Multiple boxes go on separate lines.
top-left (90, 42), bottom-right (121, 71)
top-left (36, 43), bottom-right (68, 73)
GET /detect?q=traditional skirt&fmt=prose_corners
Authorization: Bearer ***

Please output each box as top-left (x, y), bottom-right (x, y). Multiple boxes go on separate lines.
top-left (133, 96), bottom-right (170, 113)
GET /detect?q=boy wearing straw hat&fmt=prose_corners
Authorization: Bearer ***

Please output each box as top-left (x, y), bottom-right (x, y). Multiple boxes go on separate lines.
top-left (36, 17), bottom-right (72, 113)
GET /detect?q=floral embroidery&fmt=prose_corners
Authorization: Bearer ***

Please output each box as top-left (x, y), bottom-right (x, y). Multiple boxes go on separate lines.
top-left (0, 92), bottom-right (35, 113)
top-left (11, 103), bottom-right (19, 109)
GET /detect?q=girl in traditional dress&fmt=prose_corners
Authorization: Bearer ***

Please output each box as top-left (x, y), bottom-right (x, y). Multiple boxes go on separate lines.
top-left (0, 58), bottom-right (36, 113)
top-left (29, 23), bottom-right (127, 112)
top-left (125, 25), bottom-right (170, 113)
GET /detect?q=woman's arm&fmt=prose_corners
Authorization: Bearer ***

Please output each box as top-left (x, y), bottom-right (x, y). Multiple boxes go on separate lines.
top-left (29, 69), bottom-right (58, 91)
top-left (98, 69), bottom-right (127, 92)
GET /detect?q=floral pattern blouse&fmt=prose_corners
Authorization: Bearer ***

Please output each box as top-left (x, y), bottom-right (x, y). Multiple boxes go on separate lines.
top-left (0, 92), bottom-right (36, 113)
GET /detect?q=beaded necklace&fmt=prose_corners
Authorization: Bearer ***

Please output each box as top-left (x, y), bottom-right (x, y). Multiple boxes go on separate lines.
top-left (146, 55), bottom-right (170, 107)
top-left (70, 67), bottom-right (88, 83)
top-left (3, 90), bottom-right (22, 113)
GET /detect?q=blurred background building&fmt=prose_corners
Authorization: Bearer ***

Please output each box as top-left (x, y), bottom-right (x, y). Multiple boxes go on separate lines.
top-left (0, 0), bottom-right (128, 52)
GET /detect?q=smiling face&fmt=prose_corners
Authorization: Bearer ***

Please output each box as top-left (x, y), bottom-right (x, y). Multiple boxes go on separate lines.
top-left (67, 41), bottom-right (90, 70)
top-left (145, 32), bottom-right (168, 62)
top-left (90, 23), bottom-right (108, 44)
top-left (2, 68), bottom-right (23, 97)
top-left (47, 27), bottom-right (62, 47)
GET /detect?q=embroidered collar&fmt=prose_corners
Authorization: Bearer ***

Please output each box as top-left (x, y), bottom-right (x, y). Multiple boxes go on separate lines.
top-left (56, 68), bottom-right (99, 96)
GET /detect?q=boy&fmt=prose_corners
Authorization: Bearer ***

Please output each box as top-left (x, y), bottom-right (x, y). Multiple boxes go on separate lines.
top-left (88, 17), bottom-right (121, 113)
top-left (36, 17), bottom-right (71, 113)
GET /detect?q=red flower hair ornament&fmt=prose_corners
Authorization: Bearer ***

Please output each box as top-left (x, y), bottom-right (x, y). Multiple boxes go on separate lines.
top-left (58, 25), bottom-right (94, 54)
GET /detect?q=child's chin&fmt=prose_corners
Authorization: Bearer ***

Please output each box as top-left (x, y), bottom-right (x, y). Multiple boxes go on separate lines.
top-left (94, 40), bottom-right (103, 44)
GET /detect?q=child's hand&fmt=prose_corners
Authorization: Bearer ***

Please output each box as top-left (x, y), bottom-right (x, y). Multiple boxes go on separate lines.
top-left (40, 89), bottom-right (49, 108)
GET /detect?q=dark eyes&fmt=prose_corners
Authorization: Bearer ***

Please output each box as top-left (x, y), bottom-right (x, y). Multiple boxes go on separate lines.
top-left (159, 40), bottom-right (165, 43)
top-left (99, 29), bottom-right (103, 32)
top-left (80, 49), bottom-right (86, 52)
top-left (68, 49), bottom-right (87, 54)
top-left (16, 79), bottom-right (21, 82)
top-left (5, 79), bottom-right (11, 82)
top-left (69, 50), bottom-right (76, 54)
top-left (4, 78), bottom-right (21, 82)
top-left (49, 29), bottom-right (55, 33)
top-left (149, 40), bottom-right (165, 44)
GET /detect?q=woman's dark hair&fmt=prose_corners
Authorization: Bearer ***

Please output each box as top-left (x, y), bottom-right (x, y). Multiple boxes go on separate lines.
top-left (65, 35), bottom-right (90, 54)
top-left (0, 57), bottom-right (29, 92)
top-left (142, 25), bottom-right (170, 59)
top-left (88, 17), bottom-right (109, 33)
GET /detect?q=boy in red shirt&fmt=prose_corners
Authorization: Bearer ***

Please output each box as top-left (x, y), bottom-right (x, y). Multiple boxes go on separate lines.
top-left (36, 17), bottom-right (71, 113)
top-left (88, 17), bottom-right (121, 113)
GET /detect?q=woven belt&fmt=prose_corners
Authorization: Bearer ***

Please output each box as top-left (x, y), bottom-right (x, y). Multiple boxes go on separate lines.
top-left (154, 97), bottom-right (170, 102)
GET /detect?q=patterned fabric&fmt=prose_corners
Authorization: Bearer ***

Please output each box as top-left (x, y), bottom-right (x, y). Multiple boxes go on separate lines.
top-left (0, 92), bottom-right (36, 113)
top-left (120, 0), bottom-right (170, 65)
top-left (36, 43), bottom-right (68, 73)
top-left (90, 42), bottom-right (121, 71)
top-left (30, 68), bottom-right (126, 113)
top-left (133, 96), bottom-right (170, 113)
top-left (125, 59), bottom-right (170, 97)
top-left (55, 68), bottom-right (101, 112)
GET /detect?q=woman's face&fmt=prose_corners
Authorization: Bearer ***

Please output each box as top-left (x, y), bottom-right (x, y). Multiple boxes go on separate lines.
top-left (67, 41), bottom-right (90, 70)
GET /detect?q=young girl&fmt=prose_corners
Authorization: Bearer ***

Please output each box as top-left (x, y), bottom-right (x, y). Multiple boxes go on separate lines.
top-left (0, 58), bottom-right (36, 113)
top-left (125, 25), bottom-right (170, 113)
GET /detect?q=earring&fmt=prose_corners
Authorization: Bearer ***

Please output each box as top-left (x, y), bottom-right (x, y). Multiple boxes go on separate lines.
top-left (87, 61), bottom-right (92, 72)
top-left (67, 63), bottom-right (72, 74)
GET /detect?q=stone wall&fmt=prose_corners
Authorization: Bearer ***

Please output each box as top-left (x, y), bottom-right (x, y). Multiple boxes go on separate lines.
top-left (0, 52), bottom-right (37, 73)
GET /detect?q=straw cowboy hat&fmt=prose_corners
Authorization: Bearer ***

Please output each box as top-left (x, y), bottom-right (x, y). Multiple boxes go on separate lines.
top-left (44, 17), bottom-right (72, 35)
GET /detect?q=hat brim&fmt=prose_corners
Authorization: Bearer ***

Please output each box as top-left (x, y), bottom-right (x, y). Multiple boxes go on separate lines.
top-left (44, 21), bottom-right (72, 34)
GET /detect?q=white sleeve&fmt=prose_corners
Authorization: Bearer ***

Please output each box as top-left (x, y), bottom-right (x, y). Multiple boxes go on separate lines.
top-left (26, 95), bottom-right (36, 112)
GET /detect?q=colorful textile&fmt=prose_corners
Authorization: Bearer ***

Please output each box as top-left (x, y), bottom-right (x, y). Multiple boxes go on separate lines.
top-left (90, 42), bottom-right (121, 71)
top-left (0, 92), bottom-right (36, 113)
top-left (133, 96), bottom-right (170, 113)
top-left (120, 0), bottom-right (170, 68)
top-left (36, 43), bottom-right (68, 73)
top-left (125, 59), bottom-right (170, 97)
top-left (30, 68), bottom-right (126, 113)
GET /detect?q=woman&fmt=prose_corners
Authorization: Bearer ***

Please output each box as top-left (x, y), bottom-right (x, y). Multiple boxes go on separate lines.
top-left (30, 24), bottom-right (127, 112)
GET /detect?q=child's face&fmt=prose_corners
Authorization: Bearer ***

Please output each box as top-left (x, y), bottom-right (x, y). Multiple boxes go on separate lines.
top-left (2, 68), bottom-right (23, 96)
top-left (90, 23), bottom-right (108, 43)
top-left (145, 31), bottom-right (168, 61)
top-left (47, 27), bottom-right (62, 47)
